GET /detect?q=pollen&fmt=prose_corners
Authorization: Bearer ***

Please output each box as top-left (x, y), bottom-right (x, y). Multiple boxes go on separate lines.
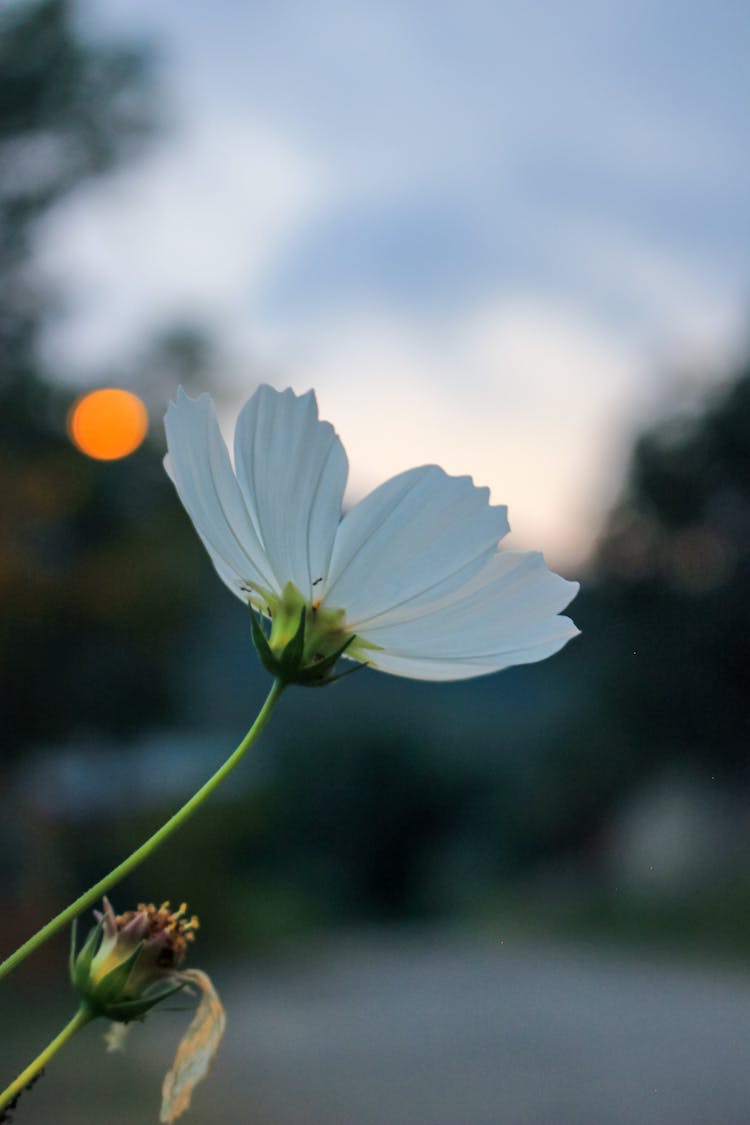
top-left (116, 900), bottom-right (200, 968)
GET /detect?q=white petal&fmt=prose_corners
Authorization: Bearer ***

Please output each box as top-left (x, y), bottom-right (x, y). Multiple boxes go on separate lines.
top-left (358, 551), bottom-right (579, 658)
top-left (164, 389), bottom-right (276, 599)
top-left (349, 546), bottom-right (517, 633)
top-left (363, 622), bottom-right (579, 681)
top-left (325, 465), bottom-right (509, 623)
top-left (233, 386), bottom-right (348, 598)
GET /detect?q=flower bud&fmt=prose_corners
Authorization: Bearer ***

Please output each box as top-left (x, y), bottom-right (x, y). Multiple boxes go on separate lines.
top-left (71, 898), bottom-right (199, 1022)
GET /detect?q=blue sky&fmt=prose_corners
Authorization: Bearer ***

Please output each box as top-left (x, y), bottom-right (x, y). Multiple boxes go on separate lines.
top-left (41, 0), bottom-right (750, 565)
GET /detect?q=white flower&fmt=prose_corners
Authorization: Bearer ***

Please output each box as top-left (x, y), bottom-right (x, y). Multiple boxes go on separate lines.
top-left (164, 385), bottom-right (579, 682)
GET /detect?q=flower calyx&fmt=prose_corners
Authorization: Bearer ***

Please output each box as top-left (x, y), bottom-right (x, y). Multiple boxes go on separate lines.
top-left (70, 898), bottom-right (198, 1023)
top-left (249, 581), bottom-right (358, 686)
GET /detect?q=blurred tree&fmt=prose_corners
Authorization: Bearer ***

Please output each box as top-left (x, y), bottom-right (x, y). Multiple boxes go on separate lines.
top-left (0, 0), bottom-right (153, 414)
top-left (594, 364), bottom-right (750, 778)
top-left (0, 1), bottom-right (210, 759)
top-left (489, 361), bottom-right (750, 871)
top-left (265, 731), bottom-right (485, 919)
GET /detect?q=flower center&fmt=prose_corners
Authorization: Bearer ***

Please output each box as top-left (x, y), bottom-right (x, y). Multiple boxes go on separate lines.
top-left (267, 581), bottom-right (349, 665)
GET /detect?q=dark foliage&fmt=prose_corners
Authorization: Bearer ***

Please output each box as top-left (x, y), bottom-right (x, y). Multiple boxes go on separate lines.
top-left (595, 365), bottom-right (750, 777)
top-left (0, 2), bottom-right (205, 758)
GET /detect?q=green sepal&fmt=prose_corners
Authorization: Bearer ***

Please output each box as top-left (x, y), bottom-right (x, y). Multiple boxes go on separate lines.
top-left (279, 609), bottom-right (306, 674)
top-left (296, 634), bottom-right (355, 686)
top-left (249, 606), bottom-right (278, 676)
top-left (70, 917), bottom-right (103, 991)
top-left (106, 979), bottom-right (187, 1023)
top-left (93, 941), bottom-right (145, 1005)
top-left (249, 598), bottom-right (360, 687)
top-left (313, 658), bottom-right (368, 687)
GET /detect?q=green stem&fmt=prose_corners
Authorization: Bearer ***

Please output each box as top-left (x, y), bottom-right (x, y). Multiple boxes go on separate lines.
top-left (0, 678), bottom-right (285, 984)
top-left (0, 1004), bottom-right (92, 1114)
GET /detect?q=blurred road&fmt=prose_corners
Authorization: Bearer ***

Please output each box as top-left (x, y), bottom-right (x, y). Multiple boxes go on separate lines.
top-left (10, 930), bottom-right (750, 1124)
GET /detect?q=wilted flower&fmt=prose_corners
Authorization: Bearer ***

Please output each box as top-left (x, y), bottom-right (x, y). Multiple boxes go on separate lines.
top-left (69, 899), bottom-right (225, 1122)
top-left (71, 898), bottom-right (198, 1022)
top-left (165, 385), bottom-right (578, 683)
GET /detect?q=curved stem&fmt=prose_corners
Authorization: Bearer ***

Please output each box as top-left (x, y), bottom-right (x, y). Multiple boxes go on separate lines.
top-left (0, 1005), bottom-right (92, 1114)
top-left (0, 678), bottom-right (285, 984)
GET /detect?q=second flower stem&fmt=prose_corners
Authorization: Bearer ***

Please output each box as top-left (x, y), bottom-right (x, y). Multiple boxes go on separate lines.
top-left (0, 678), bottom-right (285, 984)
top-left (0, 1004), bottom-right (92, 1114)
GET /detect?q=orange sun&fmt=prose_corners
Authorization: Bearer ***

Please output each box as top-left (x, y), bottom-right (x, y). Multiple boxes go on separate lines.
top-left (68, 388), bottom-right (149, 461)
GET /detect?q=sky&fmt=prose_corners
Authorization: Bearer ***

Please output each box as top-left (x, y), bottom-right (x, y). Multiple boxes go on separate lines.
top-left (38, 0), bottom-right (750, 567)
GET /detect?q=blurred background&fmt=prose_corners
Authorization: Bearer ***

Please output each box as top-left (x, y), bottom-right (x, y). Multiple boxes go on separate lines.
top-left (1, 1), bottom-right (750, 1121)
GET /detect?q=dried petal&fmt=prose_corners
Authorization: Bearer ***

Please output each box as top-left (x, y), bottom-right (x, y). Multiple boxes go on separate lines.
top-left (160, 970), bottom-right (226, 1123)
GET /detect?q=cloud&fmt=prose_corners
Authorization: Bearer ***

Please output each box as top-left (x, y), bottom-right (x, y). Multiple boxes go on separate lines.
top-left (38, 0), bottom-right (749, 573)
top-left (235, 296), bottom-right (643, 569)
top-left (36, 112), bottom-right (328, 377)
top-left (554, 222), bottom-right (747, 370)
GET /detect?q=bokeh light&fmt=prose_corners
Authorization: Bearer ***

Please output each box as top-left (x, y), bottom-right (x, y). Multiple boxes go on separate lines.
top-left (68, 387), bottom-right (148, 460)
